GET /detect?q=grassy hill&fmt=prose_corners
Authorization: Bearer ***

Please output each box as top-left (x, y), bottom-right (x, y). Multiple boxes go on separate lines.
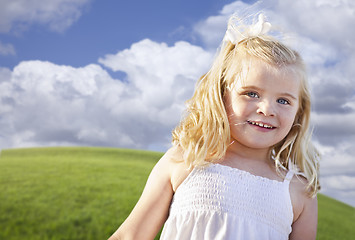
top-left (0, 147), bottom-right (354, 240)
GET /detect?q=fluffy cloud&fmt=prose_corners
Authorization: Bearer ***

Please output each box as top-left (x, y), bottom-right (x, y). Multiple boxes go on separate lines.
top-left (193, 1), bottom-right (254, 48)
top-left (317, 140), bottom-right (355, 207)
top-left (0, 62), bottom-right (127, 148)
top-left (0, 0), bottom-right (90, 33)
top-left (0, 39), bottom-right (213, 151)
top-left (275, 0), bottom-right (355, 51)
top-left (99, 39), bottom-right (212, 110)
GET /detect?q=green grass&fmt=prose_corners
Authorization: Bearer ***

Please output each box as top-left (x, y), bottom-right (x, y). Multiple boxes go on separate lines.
top-left (0, 147), bottom-right (162, 240)
top-left (317, 194), bottom-right (355, 239)
top-left (0, 147), bottom-right (354, 239)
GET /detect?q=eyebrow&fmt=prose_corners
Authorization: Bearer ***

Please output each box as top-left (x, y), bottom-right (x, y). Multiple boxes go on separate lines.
top-left (281, 93), bottom-right (298, 100)
top-left (240, 85), bottom-right (298, 100)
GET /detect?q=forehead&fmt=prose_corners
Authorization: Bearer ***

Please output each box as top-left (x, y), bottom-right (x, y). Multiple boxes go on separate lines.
top-left (234, 59), bottom-right (301, 96)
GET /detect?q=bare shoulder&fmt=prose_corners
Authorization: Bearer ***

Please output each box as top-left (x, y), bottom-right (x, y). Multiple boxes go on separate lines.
top-left (289, 174), bottom-right (315, 221)
top-left (161, 145), bottom-right (191, 192)
top-left (108, 145), bottom-right (188, 240)
top-left (289, 174), bottom-right (318, 240)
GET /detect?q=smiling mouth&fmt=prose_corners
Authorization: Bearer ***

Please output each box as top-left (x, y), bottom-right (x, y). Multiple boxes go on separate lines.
top-left (247, 120), bottom-right (276, 129)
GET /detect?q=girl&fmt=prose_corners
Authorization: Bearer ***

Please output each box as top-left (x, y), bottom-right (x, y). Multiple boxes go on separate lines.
top-left (108, 14), bottom-right (320, 240)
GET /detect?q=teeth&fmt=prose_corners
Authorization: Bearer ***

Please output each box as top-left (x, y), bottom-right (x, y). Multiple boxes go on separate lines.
top-left (249, 121), bottom-right (274, 129)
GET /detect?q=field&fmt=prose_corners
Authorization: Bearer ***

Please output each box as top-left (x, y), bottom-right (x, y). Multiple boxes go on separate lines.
top-left (0, 147), bottom-right (354, 239)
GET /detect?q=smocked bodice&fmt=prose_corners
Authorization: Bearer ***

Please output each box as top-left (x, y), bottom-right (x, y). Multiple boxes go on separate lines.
top-left (160, 163), bottom-right (294, 240)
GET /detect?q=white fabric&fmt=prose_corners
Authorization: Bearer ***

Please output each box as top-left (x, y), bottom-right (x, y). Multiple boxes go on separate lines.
top-left (224, 14), bottom-right (272, 45)
top-left (160, 163), bottom-right (294, 240)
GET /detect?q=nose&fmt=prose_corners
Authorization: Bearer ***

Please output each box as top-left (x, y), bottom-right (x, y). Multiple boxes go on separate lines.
top-left (257, 100), bottom-right (275, 117)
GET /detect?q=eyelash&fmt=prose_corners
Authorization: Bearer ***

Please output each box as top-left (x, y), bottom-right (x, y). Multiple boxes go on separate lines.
top-left (244, 91), bottom-right (290, 105)
top-left (246, 91), bottom-right (259, 98)
top-left (277, 98), bottom-right (290, 105)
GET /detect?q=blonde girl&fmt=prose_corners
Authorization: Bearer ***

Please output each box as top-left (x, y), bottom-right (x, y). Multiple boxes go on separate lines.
top-left (109, 13), bottom-right (320, 240)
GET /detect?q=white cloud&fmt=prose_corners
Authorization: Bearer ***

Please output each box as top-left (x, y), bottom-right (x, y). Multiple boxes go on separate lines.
top-left (99, 39), bottom-right (212, 85)
top-left (0, 39), bottom-right (213, 152)
top-left (0, 0), bottom-right (91, 33)
top-left (0, 61), bottom-right (127, 148)
top-left (275, 0), bottom-right (355, 51)
top-left (320, 172), bottom-right (355, 207)
top-left (99, 39), bottom-right (213, 117)
top-left (312, 112), bottom-right (355, 146)
top-left (193, 1), bottom-right (254, 48)
top-left (317, 142), bottom-right (355, 207)
top-left (322, 175), bottom-right (355, 192)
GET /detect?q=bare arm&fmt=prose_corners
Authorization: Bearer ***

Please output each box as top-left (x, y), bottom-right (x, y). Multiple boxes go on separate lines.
top-left (108, 148), bottom-right (179, 240)
top-left (289, 193), bottom-right (318, 240)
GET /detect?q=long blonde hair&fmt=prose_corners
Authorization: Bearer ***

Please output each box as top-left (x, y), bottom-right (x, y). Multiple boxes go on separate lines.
top-left (173, 29), bottom-right (320, 197)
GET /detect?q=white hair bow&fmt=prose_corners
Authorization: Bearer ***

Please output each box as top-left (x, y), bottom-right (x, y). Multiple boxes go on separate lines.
top-left (224, 13), bottom-right (272, 45)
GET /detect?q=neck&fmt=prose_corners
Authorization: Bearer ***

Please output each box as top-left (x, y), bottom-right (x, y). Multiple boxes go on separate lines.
top-left (225, 139), bottom-right (272, 164)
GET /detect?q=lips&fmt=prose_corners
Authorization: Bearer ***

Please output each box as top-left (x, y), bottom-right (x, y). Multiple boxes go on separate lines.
top-left (247, 120), bottom-right (276, 129)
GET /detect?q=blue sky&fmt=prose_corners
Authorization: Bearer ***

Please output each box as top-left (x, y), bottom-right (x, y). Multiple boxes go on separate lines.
top-left (1, 0), bottom-right (355, 207)
top-left (0, 0), bottom-right (243, 69)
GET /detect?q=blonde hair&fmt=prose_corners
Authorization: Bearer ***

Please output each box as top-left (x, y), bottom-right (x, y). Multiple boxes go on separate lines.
top-left (172, 33), bottom-right (320, 197)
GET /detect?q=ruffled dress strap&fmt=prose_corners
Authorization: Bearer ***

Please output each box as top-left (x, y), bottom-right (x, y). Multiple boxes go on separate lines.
top-left (283, 170), bottom-right (294, 184)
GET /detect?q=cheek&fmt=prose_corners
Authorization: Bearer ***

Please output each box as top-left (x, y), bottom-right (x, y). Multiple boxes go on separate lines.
top-left (282, 109), bottom-right (298, 130)
top-left (229, 99), bottom-right (251, 116)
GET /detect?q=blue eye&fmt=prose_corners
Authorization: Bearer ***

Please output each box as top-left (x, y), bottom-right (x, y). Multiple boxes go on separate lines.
top-left (277, 98), bottom-right (289, 105)
top-left (246, 92), bottom-right (259, 98)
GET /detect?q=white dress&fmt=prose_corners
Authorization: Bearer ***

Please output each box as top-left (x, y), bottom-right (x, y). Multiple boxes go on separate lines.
top-left (160, 163), bottom-right (294, 240)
